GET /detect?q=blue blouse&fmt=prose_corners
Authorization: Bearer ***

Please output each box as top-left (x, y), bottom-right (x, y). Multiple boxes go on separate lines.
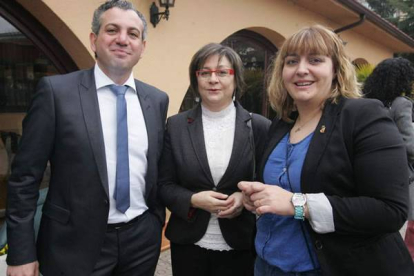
top-left (255, 132), bottom-right (320, 272)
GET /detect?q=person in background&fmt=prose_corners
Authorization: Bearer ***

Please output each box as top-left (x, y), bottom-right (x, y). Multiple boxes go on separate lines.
top-left (364, 57), bottom-right (414, 261)
top-left (6, 1), bottom-right (168, 275)
top-left (158, 43), bottom-right (270, 276)
top-left (238, 25), bottom-right (414, 275)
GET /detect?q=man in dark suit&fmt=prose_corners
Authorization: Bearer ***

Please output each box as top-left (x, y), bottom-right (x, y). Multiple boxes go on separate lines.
top-left (6, 1), bottom-right (168, 275)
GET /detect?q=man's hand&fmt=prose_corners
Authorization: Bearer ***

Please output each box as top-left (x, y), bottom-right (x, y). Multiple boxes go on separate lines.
top-left (7, 261), bottom-right (39, 276)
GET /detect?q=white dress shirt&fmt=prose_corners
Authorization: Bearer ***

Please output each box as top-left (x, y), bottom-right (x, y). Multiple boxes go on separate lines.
top-left (306, 193), bottom-right (335, 233)
top-left (95, 64), bottom-right (148, 224)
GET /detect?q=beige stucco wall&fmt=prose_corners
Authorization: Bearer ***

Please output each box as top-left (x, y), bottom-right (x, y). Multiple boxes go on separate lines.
top-left (18, 0), bottom-right (395, 116)
top-left (0, 114), bottom-right (25, 134)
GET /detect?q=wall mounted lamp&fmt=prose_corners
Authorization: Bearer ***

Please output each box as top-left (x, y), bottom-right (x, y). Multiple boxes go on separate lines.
top-left (150, 0), bottom-right (175, 28)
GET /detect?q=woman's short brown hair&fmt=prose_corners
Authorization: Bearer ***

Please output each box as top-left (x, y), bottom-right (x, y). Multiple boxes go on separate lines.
top-left (189, 43), bottom-right (245, 99)
top-left (268, 25), bottom-right (361, 121)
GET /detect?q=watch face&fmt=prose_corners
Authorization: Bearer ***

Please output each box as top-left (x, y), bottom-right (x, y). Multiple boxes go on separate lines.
top-left (292, 193), bottom-right (306, 205)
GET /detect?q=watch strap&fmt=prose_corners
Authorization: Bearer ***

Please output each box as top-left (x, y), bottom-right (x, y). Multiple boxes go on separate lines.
top-left (294, 206), bottom-right (305, 220)
top-left (292, 193), bottom-right (306, 221)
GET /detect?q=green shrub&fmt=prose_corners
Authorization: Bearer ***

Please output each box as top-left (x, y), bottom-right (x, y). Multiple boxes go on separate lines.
top-left (356, 63), bottom-right (374, 84)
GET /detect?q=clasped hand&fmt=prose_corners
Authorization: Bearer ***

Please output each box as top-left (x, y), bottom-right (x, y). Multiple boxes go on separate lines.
top-left (7, 261), bottom-right (39, 276)
top-left (191, 191), bottom-right (244, 219)
top-left (237, 181), bottom-right (294, 216)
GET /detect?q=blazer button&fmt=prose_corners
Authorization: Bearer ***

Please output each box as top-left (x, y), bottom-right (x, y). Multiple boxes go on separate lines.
top-left (212, 187), bottom-right (217, 191)
top-left (315, 240), bottom-right (323, 250)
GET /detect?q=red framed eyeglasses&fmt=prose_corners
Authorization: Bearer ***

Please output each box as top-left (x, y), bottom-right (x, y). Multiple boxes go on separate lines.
top-left (196, 68), bottom-right (234, 79)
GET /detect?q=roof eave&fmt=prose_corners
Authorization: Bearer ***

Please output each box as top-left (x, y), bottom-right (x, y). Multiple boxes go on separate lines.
top-left (336, 0), bottom-right (414, 50)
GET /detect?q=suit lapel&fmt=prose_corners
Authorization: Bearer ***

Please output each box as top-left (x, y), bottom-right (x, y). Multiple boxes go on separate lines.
top-left (218, 103), bottom-right (251, 186)
top-left (135, 80), bottom-right (156, 197)
top-left (301, 98), bottom-right (343, 191)
top-left (187, 105), bottom-right (215, 185)
top-left (79, 69), bottom-right (109, 197)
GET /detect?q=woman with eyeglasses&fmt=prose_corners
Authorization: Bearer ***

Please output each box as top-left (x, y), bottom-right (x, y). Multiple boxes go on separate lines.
top-left (238, 25), bottom-right (414, 275)
top-left (158, 43), bottom-right (270, 276)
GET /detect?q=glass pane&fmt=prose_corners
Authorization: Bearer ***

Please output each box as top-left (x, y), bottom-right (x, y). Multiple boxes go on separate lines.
top-left (226, 38), bottom-right (266, 115)
top-left (0, 17), bottom-right (58, 113)
top-left (0, 16), bottom-right (57, 226)
top-left (223, 36), bottom-right (276, 118)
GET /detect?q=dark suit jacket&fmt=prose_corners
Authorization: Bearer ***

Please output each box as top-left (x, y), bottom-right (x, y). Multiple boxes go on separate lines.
top-left (259, 97), bottom-right (414, 275)
top-left (6, 68), bottom-right (169, 276)
top-left (158, 102), bottom-right (270, 250)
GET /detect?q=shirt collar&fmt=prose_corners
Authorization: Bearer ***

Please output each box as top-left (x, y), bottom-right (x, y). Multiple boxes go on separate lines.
top-left (94, 64), bottom-right (137, 93)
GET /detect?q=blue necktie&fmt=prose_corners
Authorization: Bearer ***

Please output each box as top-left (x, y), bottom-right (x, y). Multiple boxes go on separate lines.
top-left (109, 85), bottom-right (130, 213)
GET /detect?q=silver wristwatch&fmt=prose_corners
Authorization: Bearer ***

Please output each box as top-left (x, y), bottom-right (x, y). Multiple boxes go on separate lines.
top-left (291, 193), bottom-right (307, 220)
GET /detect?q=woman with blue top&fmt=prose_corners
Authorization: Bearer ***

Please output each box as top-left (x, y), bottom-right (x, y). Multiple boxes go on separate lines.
top-left (238, 25), bottom-right (414, 275)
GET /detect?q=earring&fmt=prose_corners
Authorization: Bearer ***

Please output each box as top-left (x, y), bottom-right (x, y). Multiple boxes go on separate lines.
top-left (195, 96), bottom-right (200, 103)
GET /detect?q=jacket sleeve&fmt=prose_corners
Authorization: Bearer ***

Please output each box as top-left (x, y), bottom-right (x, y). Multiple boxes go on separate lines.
top-left (157, 118), bottom-right (196, 221)
top-left (328, 99), bottom-right (409, 235)
top-left (150, 91), bottom-right (169, 227)
top-left (6, 77), bottom-right (55, 265)
top-left (391, 97), bottom-right (414, 163)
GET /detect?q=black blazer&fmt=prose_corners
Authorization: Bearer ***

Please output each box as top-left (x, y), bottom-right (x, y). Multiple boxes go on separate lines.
top-left (158, 102), bottom-right (270, 250)
top-left (259, 97), bottom-right (414, 275)
top-left (6, 68), bottom-right (169, 276)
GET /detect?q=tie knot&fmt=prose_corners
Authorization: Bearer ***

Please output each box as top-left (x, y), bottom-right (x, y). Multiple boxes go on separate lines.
top-left (109, 85), bottom-right (128, 96)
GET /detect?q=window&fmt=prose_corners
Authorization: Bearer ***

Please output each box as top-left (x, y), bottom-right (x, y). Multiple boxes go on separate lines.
top-left (0, 1), bottom-right (78, 225)
top-left (0, 17), bottom-right (58, 112)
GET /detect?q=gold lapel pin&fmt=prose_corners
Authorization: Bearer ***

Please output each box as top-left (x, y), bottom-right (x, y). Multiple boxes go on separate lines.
top-left (320, 125), bottom-right (326, 133)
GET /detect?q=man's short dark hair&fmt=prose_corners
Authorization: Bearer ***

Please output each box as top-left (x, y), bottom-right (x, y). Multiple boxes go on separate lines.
top-left (91, 0), bottom-right (148, 40)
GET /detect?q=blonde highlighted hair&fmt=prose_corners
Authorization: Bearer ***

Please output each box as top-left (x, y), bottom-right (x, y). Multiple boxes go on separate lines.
top-left (268, 25), bottom-right (361, 121)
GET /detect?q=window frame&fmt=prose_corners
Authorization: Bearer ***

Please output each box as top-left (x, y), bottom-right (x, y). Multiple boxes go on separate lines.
top-left (0, 1), bottom-right (78, 74)
top-left (222, 30), bottom-right (278, 118)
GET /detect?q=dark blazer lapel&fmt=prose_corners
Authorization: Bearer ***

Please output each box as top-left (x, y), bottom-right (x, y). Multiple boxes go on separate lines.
top-left (257, 118), bottom-right (291, 182)
top-left (79, 68), bottom-right (109, 197)
top-left (301, 98), bottom-right (344, 191)
top-left (135, 80), bottom-right (157, 197)
top-left (187, 105), bottom-right (215, 185)
top-left (218, 103), bottom-right (251, 186)
top-left (135, 80), bottom-right (153, 144)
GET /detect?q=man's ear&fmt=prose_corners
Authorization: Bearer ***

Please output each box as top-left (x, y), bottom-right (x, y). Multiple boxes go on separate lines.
top-left (140, 40), bottom-right (147, 60)
top-left (90, 32), bottom-right (97, 53)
